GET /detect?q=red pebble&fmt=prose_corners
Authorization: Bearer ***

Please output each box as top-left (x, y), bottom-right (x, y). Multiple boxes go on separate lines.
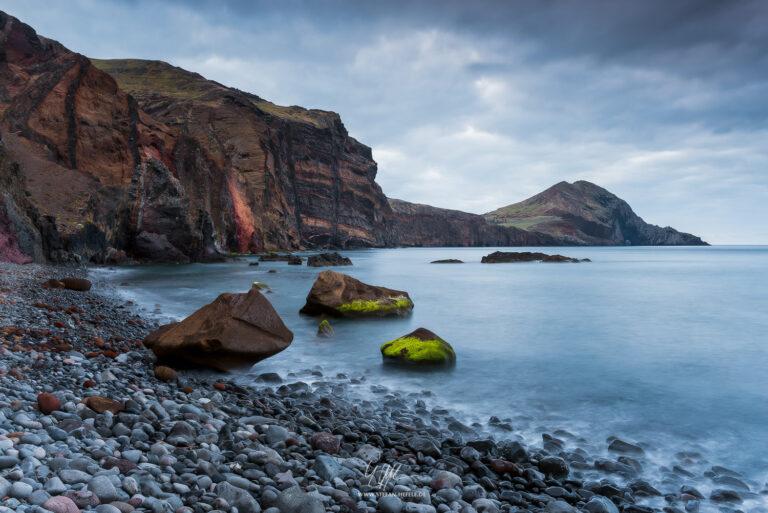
top-left (213, 382), bottom-right (226, 391)
top-left (37, 392), bottom-right (61, 414)
top-left (8, 369), bottom-right (22, 380)
top-left (83, 380), bottom-right (96, 388)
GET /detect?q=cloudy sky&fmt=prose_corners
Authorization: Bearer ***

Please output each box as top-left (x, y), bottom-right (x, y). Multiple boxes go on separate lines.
top-left (4, 0), bottom-right (767, 243)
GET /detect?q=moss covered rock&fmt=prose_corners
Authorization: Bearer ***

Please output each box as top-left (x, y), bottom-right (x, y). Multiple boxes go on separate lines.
top-left (381, 328), bottom-right (455, 366)
top-left (317, 319), bottom-right (334, 337)
top-left (300, 270), bottom-right (413, 318)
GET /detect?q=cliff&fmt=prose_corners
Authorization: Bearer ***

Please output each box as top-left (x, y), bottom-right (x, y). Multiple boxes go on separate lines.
top-left (484, 181), bottom-right (707, 246)
top-left (0, 11), bottom-right (395, 264)
top-left (388, 199), bottom-right (558, 246)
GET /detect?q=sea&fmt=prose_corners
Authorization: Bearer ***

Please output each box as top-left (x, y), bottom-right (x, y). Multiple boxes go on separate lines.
top-left (94, 246), bottom-right (768, 511)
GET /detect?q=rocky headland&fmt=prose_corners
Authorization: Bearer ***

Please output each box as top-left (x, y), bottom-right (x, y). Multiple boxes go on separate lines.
top-left (0, 11), bottom-right (706, 268)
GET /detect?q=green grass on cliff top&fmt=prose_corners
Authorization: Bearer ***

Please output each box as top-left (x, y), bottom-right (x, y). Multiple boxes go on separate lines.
top-left (92, 58), bottom-right (337, 128)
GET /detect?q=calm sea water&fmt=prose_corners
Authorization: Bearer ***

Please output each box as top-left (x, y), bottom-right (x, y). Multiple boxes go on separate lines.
top-left (95, 246), bottom-right (768, 506)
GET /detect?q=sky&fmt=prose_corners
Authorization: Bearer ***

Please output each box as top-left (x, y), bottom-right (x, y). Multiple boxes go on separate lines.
top-left (3, 0), bottom-right (767, 243)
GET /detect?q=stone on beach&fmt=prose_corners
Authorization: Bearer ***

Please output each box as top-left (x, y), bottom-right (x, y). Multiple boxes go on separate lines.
top-left (153, 365), bottom-right (178, 382)
top-left (82, 395), bottom-right (124, 414)
top-left (299, 270), bottom-right (413, 317)
top-left (37, 392), bottom-right (61, 414)
top-left (43, 496), bottom-right (81, 513)
top-left (143, 286), bottom-right (293, 370)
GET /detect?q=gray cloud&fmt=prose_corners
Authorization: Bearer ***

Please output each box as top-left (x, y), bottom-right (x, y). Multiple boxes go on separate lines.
top-left (2, 0), bottom-right (767, 243)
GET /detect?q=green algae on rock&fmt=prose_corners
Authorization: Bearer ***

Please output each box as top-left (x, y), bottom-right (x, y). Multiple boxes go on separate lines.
top-left (300, 270), bottom-right (413, 318)
top-left (381, 328), bottom-right (456, 366)
top-left (317, 319), bottom-right (334, 337)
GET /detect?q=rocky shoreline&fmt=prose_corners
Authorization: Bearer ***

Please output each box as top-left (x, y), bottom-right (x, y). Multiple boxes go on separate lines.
top-left (0, 263), bottom-right (760, 513)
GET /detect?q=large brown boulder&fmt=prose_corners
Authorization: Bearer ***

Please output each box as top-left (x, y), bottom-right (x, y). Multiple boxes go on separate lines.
top-left (144, 287), bottom-right (293, 370)
top-left (299, 270), bottom-right (413, 318)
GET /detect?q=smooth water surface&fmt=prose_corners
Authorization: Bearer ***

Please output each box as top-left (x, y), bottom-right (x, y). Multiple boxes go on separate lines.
top-left (95, 246), bottom-right (768, 502)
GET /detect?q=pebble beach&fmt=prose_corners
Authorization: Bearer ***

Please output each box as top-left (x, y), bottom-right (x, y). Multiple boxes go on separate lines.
top-left (0, 262), bottom-right (761, 513)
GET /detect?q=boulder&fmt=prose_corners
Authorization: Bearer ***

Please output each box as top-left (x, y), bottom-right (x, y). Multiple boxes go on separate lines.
top-left (430, 259), bottom-right (463, 264)
top-left (144, 286), bottom-right (293, 370)
top-left (481, 251), bottom-right (583, 263)
top-left (60, 278), bottom-right (92, 291)
top-left (300, 270), bottom-right (413, 318)
top-left (307, 252), bottom-right (352, 267)
top-left (381, 328), bottom-right (455, 366)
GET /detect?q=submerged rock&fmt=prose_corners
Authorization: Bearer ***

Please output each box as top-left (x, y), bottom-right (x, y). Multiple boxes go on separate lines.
top-left (317, 319), bottom-right (334, 337)
top-left (144, 286), bottom-right (293, 370)
top-left (300, 270), bottom-right (413, 318)
top-left (307, 252), bottom-right (352, 267)
top-left (481, 251), bottom-right (584, 263)
top-left (381, 328), bottom-right (456, 366)
top-left (430, 259), bottom-right (464, 264)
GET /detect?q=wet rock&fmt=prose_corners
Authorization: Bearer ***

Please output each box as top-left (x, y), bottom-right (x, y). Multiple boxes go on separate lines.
top-left (307, 252), bottom-right (352, 267)
top-left (408, 437), bottom-right (442, 458)
top-left (481, 251), bottom-right (583, 263)
top-left (607, 438), bottom-right (644, 455)
top-left (709, 489), bottom-right (742, 503)
top-left (300, 270), bottom-right (413, 318)
top-left (430, 259), bottom-right (463, 264)
top-left (498, 440), bottom-right (528, 463)
top-left (584, 497), bottom-right (619, 513)
top-left (381, 328), bottom-right (455, 367)
top-left (317, 319), bottom-right (334, 337)
top-left (538, 456), bottom-right (569, 478)
top-left (144, 287), bottom-right (293, 370)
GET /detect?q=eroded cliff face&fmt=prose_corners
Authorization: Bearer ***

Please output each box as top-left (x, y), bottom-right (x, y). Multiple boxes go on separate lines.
top-left (0, 12), bottom-right (396, 264)
top-left (92, 59), bottom-right (396, 253)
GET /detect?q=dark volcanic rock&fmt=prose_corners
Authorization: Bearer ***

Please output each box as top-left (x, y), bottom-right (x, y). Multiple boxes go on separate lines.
top-left (144, 286), bottom-right (293, 370)
top-left (299, 270), bottom-right (413, 318)
top-left (538, 456), bottom-right (569, 478)
top-left (481, 251), bottom-right (582, 263)
top-left (431, 259), bottom-right (464, 263)
top-left (307, 252), bottom-right (352, 267)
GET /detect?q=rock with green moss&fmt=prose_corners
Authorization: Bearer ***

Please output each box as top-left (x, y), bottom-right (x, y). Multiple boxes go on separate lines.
top-left (317, 319), bottom-right (334, 337)
top-left (381, 328), bottom-right (455, 366)
top-left (300, 270), bottom-right (413, 318)
top-left (252, 281), bottom-right (269, 290)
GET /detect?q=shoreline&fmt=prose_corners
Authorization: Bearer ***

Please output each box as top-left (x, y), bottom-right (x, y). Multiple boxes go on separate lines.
top-left (0, 262), bottom-right (762, 513)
